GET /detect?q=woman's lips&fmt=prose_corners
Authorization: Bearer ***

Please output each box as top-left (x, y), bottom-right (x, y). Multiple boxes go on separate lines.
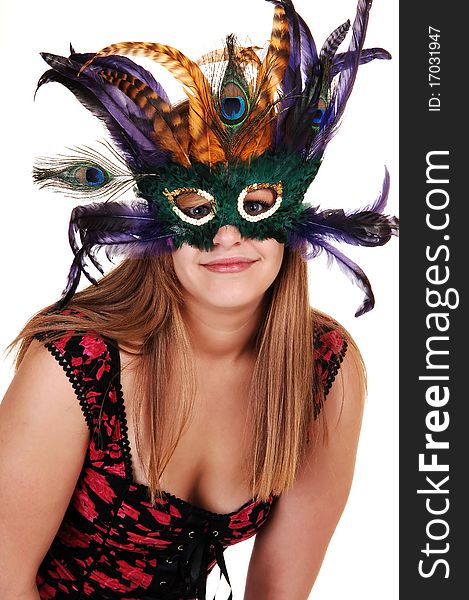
top-left (201, 257), bottom-right (258, 273)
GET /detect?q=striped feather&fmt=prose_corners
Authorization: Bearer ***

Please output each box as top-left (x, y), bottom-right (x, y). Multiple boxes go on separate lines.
top-left (237, 2), bottom-right (290, 159)
top-left (98, 68), bottom-right (190, 165)
top-left (80, 42), bottom-right (226, 166)
top-left (310, 0), bottom-right (373, 158)
top-left (319, 21), bottom-right (351, 63)
top-left (197, 46), bottom-right (262, 69)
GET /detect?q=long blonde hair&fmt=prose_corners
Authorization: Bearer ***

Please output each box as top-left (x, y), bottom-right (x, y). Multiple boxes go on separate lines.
top-left (10, 248), bottom-right (361, 502)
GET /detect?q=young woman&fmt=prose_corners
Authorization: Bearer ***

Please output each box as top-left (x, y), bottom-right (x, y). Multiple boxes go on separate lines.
top-left (0, 0), bottom-right (398, 598)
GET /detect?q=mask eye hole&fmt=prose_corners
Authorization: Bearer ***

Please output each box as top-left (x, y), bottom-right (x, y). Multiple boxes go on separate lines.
top-left (163, 188), bottom-right (216, 226)
top-left (243, 188), bottom-right (277, 216)
top-left (237, 183), bottom-right (283, 222)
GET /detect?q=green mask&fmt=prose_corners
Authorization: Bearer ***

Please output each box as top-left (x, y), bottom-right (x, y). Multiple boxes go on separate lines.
top-left (34, 0), bottom-right (397, 315)
top-left (137, 153), bottom-right (321, 250)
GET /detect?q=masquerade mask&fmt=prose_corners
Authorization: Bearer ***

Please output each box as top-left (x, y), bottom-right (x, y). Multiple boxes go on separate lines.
top-left (34, 0), bottom-right (398, 316)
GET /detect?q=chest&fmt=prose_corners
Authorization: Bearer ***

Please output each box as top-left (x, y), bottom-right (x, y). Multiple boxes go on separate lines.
top-left (120, 352), bottom-right (255, 513)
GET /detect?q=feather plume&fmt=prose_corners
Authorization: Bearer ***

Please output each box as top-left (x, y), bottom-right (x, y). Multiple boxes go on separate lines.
top-left (272, 0), bottom-right (391, 160)
top-left (38, 52), bottom-right (171, 169)
top-left (272, 0), bottom-right (316, 150)
top-left (295, 10), bottom-right (319, 84)
top-left (319, 21), bottom-right (351, 63)
top-left (237, 2), bottom-right (290, 160)
top-left (79, 42), bottom-right (226, 166)
top-left (197, 46), bottom-right (262, 69)
top-left (292, 168), bottom-right (397, 246)
top-left (256, 3), bottom-right (290, 92)
top-left (33, 141), bottom-right (136, 202)
top-left (332, 47), bottom-right (391, 76)
top-left (288, 168), bottom-right (398, 316)
top-left (319, 241), bottom-right (375, 317)
top-left (57, 200), bottom-right (174, 308)
top-left (310, 0), bottom-right (373, 158)
top-left (97, 68), bottom-right (190, 166)
top-left (288, 229), bottom-right (375, 317)
top-left (74, 52), bottom-right (171, 102)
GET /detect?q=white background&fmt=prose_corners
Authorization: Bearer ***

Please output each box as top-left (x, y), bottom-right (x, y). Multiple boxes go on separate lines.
top-left (0, 0), bottom-right (398, 598)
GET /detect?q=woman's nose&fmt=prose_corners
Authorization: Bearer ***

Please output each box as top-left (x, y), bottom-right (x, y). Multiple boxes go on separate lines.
top-left (212, 224), bottom-right (242, 247)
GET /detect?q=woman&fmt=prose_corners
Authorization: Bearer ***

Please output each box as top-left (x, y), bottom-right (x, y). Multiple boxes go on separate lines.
top-left (0, 0), bottom-right (398, 598)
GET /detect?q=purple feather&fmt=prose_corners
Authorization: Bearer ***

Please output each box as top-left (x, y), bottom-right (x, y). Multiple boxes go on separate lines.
top-left (287, 167), bottom-right (398, 316)
top-left (275, 10), bottom-right (320, 149)
top-left (288, 232), bottom-right (374, 316)
top-left (291, 169), bottom-right (397, 246)
top-left (319, 241), bottom-right (375, 317)
top-left (273, 0), bottom-right (390, 159)
top-left (332, 47), bottom-right (391, 76)
top-left (56, 248), bottom-right (88, 309)
top-left (70, 201), bottom-right (174, 253)
top-left (37, 53), bottom-right (171, 170)
top-left (56, 201), bottom-right (175, 309)
top-left (71, 52), bottom-right (171, 104)
top-left (271, 0), bottom-right (323, 149)
top-left (296, 10), bottom-right (319, 84)
top-left (37, 71), bottom-right (150, 170)
top-left (319, 20), bottom-right (351, 63)
top-left (297, 204), bottom-right (398, 248)
top-left (280, 2), bottom-right (320, 92)
top-left (364, 166), bottom-right (391, 213)
top-left (311, 0), bottom-right (373, 158)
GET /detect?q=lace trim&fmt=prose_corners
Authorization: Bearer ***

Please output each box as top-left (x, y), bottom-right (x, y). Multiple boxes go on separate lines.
top-left (43, 341), bottom-right (94, 431)
top-left (106, 341), bottom-right (136, 482)
top-left (324, 338), bottom-right (348, 398)
top-left (312, 333), bottom-right (349, 420)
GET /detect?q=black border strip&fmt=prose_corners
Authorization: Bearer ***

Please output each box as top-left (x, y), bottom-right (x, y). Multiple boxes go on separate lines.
top-left (400, 2), bottom-right (467, 596)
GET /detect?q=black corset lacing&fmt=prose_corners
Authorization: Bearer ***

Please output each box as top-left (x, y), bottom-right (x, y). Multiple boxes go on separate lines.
top-left (147, 512), bottom-right (233, 600)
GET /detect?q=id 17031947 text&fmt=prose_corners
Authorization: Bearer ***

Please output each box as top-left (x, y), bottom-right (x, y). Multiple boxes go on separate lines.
top-left (428, 26), bottom-right (441, 112)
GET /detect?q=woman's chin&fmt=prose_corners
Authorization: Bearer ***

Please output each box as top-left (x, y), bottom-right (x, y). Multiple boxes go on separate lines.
top-left (200, 295), bottom-right (261, 312)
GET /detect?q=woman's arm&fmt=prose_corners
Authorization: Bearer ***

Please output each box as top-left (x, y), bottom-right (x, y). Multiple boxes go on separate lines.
top-left (0, 340), bottom-right (89, 597)
top-left (244, 344), bottom-right (365, 599)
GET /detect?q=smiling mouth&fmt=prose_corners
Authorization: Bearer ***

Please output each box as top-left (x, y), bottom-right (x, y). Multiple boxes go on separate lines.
top-left (201, 257), bottom-right (258, 273)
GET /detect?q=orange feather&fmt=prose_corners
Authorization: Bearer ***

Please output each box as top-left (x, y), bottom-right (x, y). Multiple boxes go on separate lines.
top-left (80, 42), bottom-right (226, 166)
top-left (197, 46), bottom-right (262, 69)
top-left (99, 69), bottom-right (190, 166)
top-left (235, 3), bottom-right (290, 160)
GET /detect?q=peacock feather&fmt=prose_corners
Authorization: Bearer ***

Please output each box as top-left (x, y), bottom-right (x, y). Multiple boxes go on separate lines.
top-left (35, 0), bottom-right (397, 315)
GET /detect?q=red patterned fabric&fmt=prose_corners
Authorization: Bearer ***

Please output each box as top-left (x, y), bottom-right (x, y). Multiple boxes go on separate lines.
top-left (36, 319), bottom-right (347, 599)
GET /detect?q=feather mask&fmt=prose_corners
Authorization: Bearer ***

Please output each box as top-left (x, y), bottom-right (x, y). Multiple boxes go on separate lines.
top-left (35, 0), bottom-right (398, 315)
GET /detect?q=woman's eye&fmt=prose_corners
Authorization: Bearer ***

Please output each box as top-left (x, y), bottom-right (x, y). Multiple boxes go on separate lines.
top-left (175, 192), bottom-right (214, 220)
top-left (237, 184), bottom-right (282, 222)
top-left (243, 188), bottom-right (277, 216)
top-left (244, 200), bottom-right (268, 215)
top-left (164, 189), bottom-right (217, 225)
top-left (184, 203), bottom-right (212, 218)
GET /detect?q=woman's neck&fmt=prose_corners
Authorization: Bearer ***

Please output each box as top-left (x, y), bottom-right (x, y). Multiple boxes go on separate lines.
top-left (180, 296), bottom-right (266, 361)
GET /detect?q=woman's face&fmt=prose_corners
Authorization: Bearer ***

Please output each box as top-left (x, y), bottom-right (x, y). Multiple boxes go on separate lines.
top-left (171, 225), bottom-right (285, 310)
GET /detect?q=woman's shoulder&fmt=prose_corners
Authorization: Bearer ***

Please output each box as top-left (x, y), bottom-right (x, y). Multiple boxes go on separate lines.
top-left (31, 308), bottom-right (119, 399)
top-left (313, 312), bottom-right (350, 391)
top-left (313, 313), bottom-right (349, 356)
top-left (35, 308), bottom-right (115, 361)
top-left (311, 311), bottom-right (365, 422)
top-left (27, 308), bottom-right (122, 433)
